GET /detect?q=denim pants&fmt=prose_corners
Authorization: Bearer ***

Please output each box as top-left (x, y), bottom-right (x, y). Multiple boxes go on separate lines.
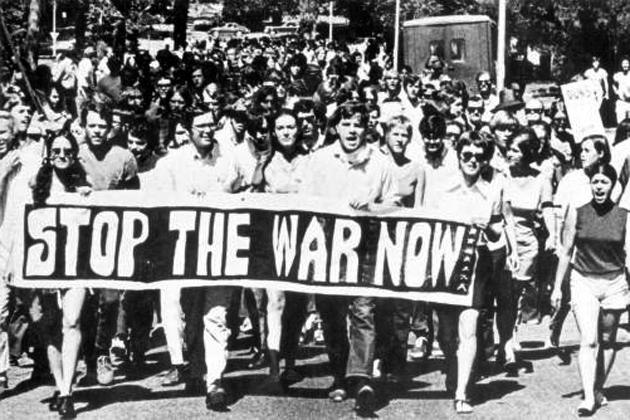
top-left (317, 295), bottom-right (376, 380)
top-left (375, 298), bottom-right (413, 375)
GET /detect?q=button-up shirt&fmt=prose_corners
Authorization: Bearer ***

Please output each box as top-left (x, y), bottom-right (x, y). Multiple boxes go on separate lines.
top-left (151, 142), bottom-right (239, 194)
top-left (301, 142), bottom-right (400, 206)
top-left (264, 151), bottom-right (310, 194)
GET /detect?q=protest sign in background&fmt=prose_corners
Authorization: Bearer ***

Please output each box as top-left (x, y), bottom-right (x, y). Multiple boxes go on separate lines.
top-left (16, 192), bottom-right (481, 306)
top-left (561, 80), bottom-right (606, 142)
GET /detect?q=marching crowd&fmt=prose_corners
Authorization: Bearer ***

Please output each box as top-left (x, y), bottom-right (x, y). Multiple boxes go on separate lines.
top-left (0, 34), bottom-right (630, 419)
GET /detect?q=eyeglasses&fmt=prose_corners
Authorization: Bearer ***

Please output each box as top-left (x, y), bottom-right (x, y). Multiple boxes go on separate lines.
top-left (477, 80), bottom-right (491, 85)
top-left (460, 151), bottom-right (484, 162)
top-left (525, 108), bottom-right (542, 114)
top-left (468, 107), bottom-right (483, 114)
top-left (51, 147), bottom-right (73, 157)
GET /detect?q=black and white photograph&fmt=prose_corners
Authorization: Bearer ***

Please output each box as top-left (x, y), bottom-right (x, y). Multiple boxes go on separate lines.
top-left (1, 0), bottom-right (630, 418)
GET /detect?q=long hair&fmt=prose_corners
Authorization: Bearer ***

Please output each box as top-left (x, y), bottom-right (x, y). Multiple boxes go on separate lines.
top-left (32, 130), bottom-right (89, 206)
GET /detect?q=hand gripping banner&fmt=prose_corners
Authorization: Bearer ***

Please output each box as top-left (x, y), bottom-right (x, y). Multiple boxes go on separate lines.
top-left (14, 191), bottom-right (482, 306)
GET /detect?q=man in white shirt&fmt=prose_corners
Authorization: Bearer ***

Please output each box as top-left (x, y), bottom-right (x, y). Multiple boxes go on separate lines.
top-left (613, 57), bottom-right (630, 123)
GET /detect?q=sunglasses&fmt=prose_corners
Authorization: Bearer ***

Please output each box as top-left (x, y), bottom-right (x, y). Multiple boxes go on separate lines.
top-left (468, 107), bottom-right (483, 114)
top-left (51, 147), bottom-right (73, 157)
top-left (460, 151), bottom-right (484, 162)
top-left (525, 108), bottom-right (542, 114)
top-left (478, 80), bottom-right (491, 85)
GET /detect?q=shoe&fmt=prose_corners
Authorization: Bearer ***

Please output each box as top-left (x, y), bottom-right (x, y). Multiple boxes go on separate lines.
top-left (262, 375), bottom-right (284, 395)
top-left (110, 336), bottom-right (128, 365)
top-left (280, 367), bottom-right (304, 384)
top-left (577, 400), bottom-right (596, 417)
top-left (206, 381), bottom-right (228, 412)
top-left (96, 355), bottom-right (115, 385)
top-left (409, 336), bottom-right (430, 360)
top-left (185, 378), bottom-right (206, 396)
top-left (247, 350), bottom-right (268, 369)
top-left (161, 366), bottom-right (185, 387)
top-left (454, 399), bottom-right (473, 414)
top-left (595, 390), bottom-right (608, 408)
top-left (355, 380), bottom-right (376, 414)
top-left (58, 395), bottom-right (76, 419)
top-left (49, 390), bottom-right (60, 411)
top-left (328, 379), bottom-right (347, 402)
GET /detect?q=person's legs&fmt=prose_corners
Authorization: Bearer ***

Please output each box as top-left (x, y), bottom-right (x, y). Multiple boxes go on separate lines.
top-left (203, 287), bottom-right (235, 390)
top-left (0, 279), bottom-right (11, 385)
top-left (265, 288), bottom-right (285, 378)
top-left (280, 291), bottom-right (308, 374)
top-left (60, 288), bottom-right (86, 396)
top-left (316, 294), bottom-right (349, 392)
top-left (436, 307), bottom-right (459, 394)
top-left (125, 290), bottom-right (155, 364)
top-left (456, 308), bottom-right (479, 402)
top-left (596, 309), bottom-right (622, 393)
top-left (385, 298), bottom-right (412, 377)
top-left (571, 283), bottom-right (600, 408)
top-left (346, 296), bottom-right (376, 379)
top-left (161, 286), bottom-right (185, 366)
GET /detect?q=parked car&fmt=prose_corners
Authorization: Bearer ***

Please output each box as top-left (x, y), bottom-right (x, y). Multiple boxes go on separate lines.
top-left (264, 21), bottom-right (299, 37)
top-left (209, 22), bottom-right (250, 40)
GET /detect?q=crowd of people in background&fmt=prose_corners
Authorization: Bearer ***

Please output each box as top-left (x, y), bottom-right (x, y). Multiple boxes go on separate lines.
top-left (0, 33), bottom-right (630, 419)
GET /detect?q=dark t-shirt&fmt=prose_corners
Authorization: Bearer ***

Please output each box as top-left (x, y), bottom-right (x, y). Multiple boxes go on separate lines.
top-left (78, 143), bottom-right (139, 191)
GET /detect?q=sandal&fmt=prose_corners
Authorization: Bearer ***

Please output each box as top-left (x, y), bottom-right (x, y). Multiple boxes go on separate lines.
top-left (577, 400), bottom-right (596, 417)
top-left (454, 399), bottom-right (473, 414)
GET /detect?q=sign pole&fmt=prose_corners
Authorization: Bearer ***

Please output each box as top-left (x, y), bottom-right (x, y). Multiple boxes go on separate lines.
top-left (52, 0), bottom-right (57, 56)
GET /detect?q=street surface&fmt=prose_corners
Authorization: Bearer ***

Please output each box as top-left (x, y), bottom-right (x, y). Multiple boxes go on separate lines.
top-left (2, 313), bottom-right (630, 419)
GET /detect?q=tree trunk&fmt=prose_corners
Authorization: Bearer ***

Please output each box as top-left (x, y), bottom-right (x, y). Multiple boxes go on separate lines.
top-left (26, 0), bottom-right (40, 68)
top-left (173, 0), bottom-right (189, 51)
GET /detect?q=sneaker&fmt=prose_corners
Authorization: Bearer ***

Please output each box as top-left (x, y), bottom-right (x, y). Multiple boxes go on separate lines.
top-left (206, 381), bottom-right (228, 412)
top-left (110, 337), bottom-right (128, 365)
top-left (162, 365), bottom-right (185, 387)
top-left (96, 355), bottom-right (115, 385)
top-left (409, 336), bottom-right (429, 360)
top-left (328, 378), bottom-right (347, 402)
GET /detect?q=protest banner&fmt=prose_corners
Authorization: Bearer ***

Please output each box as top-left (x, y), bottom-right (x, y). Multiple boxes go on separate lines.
top-left (13, 191), bottom-right (482, 306)
top-left (561, 80), bottom-right (606, 142)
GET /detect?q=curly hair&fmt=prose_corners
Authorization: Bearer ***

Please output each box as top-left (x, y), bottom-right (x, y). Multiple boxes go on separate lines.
top-left (32, 130), bottom-right (89, 206)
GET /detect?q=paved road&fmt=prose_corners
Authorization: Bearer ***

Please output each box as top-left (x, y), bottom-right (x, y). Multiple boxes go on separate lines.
top-left (2, 313), bottom-right (630, 420)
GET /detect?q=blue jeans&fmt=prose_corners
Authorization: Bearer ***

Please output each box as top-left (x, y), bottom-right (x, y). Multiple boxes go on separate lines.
top-left (317, 295), bottom-right (376, 380)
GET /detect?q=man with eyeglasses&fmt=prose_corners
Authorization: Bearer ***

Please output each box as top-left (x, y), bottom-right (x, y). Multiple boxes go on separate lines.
top-left (476, 71), bottom-right (499, 123)
top-left (524, 99), bottom-right (545, 126)
top-left (466, 95), bottom-right (486, 131)
top-left (295, 100), bottom-right (325, 152)
top-left (152, 107), bottom-right (240, 411)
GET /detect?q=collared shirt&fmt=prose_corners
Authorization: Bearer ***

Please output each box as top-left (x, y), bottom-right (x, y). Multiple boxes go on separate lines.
top-left (78, 143), bottom-right (138, 191)
top-left (264, 151), bottom-right (310, 194)
top-left (424, 171), bottom-right (502, 236)
top-left (301, 141), bottom-right (400, 206)
top-left (614, 71), bottom-right (630, 101)
top-left (232, 139), bottom-right (269, 191)
top-left (151, 142), bottom-right (238, 194)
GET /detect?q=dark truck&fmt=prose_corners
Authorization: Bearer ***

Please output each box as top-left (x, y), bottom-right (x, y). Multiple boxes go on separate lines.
top-left (402, 15), bottom-right (495, 87)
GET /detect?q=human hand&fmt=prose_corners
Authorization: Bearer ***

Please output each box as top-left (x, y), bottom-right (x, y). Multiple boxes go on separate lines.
top-left (550, 288), bottom-right (562, 311)
top-left (507, 252), bottom-right (520, 273)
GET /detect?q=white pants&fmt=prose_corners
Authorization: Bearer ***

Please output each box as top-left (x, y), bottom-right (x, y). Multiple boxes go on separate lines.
top-left (0, 279), bottom-right (10, 374)
top-left (202, 287), bottom-right (234, 387)
top-left (252, 288), bottom-right (286, 352)
top-left (160, 286), bottom-right (185, 366)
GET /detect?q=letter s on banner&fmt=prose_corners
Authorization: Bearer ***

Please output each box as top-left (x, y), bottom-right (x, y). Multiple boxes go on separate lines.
top-left (26, 208), bottom-right (57, 276)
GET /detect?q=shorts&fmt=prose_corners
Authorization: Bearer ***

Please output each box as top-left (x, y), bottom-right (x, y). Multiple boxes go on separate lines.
top-left (570, 270), bottom-right (630, 311)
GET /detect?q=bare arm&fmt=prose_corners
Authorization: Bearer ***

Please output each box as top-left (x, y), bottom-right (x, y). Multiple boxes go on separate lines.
top-left (552, 205), bottom-right (577, 308)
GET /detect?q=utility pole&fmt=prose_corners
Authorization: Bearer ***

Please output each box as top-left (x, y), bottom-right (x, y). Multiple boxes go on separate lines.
top-left (393, 0), bottom-right (400, 71)
top-left (328, 1), bottom-right (333, 43)
top-left (51, 0), bottom-right (57, 56)
top-left (497, 0), bottom-right (506, 91)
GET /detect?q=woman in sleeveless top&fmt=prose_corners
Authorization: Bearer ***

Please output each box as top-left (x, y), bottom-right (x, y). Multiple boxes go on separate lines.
top-left (552, 163), bottom-right (630, 416)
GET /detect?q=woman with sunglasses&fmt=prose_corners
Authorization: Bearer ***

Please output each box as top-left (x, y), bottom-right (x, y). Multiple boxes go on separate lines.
top-left (31, 130), bottom-right (91, 419)
top-left (552, 163), bottom-right (630, 416)
top-left (425, 131), bottom-right (503, 414)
